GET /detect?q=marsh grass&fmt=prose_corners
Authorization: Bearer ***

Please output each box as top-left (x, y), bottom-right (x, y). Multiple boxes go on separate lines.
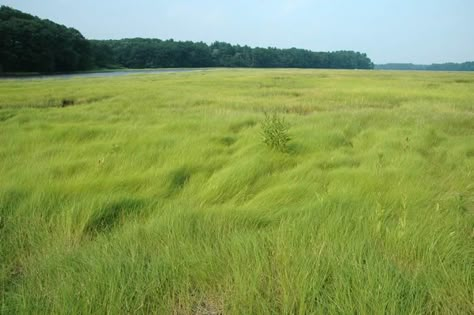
top-left (0, 69), bottom-right (473, 314)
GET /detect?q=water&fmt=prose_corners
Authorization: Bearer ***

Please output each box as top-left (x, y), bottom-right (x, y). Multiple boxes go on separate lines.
top-left (0, 68), bottom-right (206, 80)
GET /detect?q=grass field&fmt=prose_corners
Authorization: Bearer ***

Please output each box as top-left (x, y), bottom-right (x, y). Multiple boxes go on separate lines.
top-left (0, 69), bottom-right (473, 314)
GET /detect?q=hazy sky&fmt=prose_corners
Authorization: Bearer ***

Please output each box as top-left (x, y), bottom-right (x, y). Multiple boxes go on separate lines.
top-left (1, 0), bottom-right (473, 64)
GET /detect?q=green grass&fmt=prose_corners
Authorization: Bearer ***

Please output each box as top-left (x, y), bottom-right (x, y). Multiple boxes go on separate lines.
top-left (0, 69), bottom-right (473, 314)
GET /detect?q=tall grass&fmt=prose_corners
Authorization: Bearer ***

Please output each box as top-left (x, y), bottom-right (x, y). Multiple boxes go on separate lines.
top-left (0, 69), bottom-right (473, 314)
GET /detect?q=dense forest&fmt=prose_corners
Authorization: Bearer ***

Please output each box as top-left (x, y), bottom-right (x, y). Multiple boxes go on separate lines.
top-left (0, 6), bottom-right (92, 72)
top-left (91, 39), bottom-right (374, 69)
top-left (375, 62), bottom-right (474, 71)
top-left (0, 6), bottom-right (374, 73)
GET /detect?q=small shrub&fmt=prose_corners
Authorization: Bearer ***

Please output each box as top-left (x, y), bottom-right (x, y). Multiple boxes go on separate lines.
top-left (61, 98), bottom-right (75, 107)
top-left (261, 112), bottom-right (290, 152)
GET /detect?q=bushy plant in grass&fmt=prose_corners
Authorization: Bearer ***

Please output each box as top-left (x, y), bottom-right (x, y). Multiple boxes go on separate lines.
top-left (261, 112), bottom-right (290, 152)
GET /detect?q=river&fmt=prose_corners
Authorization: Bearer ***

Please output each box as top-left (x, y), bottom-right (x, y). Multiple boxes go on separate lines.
top-left (0, 68), bottom-right (206, 80)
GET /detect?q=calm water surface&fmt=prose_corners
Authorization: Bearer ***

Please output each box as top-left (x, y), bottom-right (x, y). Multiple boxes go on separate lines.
top-left (1, 69), bottom-right (205, 80)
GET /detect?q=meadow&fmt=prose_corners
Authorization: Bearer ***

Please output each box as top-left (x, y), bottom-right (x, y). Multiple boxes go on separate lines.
top-left (0, 69), bottom-right (473, 314)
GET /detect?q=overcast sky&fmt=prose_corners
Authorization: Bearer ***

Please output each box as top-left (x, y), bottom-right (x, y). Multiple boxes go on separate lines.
top-left (1, 0), bottom-right (473, 64)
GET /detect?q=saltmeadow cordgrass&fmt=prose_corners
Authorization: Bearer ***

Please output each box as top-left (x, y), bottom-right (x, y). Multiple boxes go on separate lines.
top-left (0, 69), bottom-right (473, 314)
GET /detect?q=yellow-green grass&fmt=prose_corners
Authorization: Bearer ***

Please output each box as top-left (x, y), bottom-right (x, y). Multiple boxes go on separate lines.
top-left (0, 69), bottom-right (473, 314)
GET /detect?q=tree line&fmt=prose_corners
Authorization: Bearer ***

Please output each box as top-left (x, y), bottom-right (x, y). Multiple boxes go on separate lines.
top-left (0, 6), bottom-right (375, 73)
top-left (91, 39), bottom-right (374, 70)
top-left (0, 6), bottom-right (92, 72)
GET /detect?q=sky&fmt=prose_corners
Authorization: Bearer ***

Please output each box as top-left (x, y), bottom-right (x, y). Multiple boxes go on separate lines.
top-left (1, 0), bottom-right (473, 64)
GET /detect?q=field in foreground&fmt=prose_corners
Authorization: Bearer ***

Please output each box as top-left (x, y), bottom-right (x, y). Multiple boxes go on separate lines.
top-left (0, 69), bottom-right (473, 314)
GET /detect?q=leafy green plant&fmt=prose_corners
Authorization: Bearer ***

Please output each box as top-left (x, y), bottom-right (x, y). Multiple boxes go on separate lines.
top-left (261, 112), bottom-right (290, 152)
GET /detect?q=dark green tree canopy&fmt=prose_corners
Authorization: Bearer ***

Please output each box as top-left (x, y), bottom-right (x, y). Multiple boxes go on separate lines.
top-left (92, 38), bottom-right (374, 70)
top-left (0, 6), bottom-right (92, 73)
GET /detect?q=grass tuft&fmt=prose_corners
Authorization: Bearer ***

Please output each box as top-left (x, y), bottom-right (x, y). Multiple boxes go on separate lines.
top-left (84, 198), bottom-right (145, 234)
